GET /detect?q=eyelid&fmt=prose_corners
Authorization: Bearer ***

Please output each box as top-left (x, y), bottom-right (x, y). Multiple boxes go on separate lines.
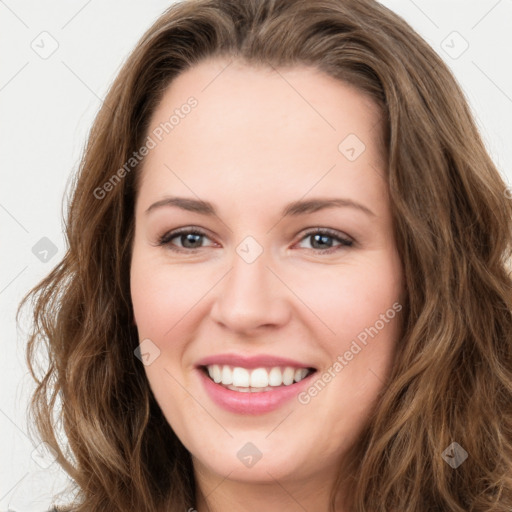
top-left (295, 227), bottom-right (354, 251)
top-left (157, 226), bottom-right (213, 248)
top-left (298, 226), bottom-right (353, 242)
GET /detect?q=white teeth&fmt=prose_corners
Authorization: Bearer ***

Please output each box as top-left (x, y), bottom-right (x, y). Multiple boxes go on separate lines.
top-left (232, 367), bottom-right (250, 387)
top-left (221, 365), bottom-right (233, 385)
top-left (294, 368), bottom-right (309, 382)
top-left (282, 367), bottom-right (295, 385)
top-left (205, 364), bottom-right (312, 389)
top-left (211, 364), bottom-right (222, 383)
top-left (268, 367), bottom-right (283, 386)
top-left (250, 368), bottom-right (269, 387)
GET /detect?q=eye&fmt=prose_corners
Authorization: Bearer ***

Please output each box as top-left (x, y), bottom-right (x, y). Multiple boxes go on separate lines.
top-left (295, 228), bottom-right (354, 254)
top-left (157, 226), bottom-right (353, 254)
top-left (157, 227), bottom-right (215, 252)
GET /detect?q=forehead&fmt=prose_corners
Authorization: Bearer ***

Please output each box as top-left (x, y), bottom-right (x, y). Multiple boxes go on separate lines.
top-left (137, 58), bottom-right (387, 214)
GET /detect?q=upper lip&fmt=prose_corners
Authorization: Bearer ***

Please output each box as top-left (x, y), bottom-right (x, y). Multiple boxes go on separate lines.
top-left (196, 353), bottom-right (316, 370)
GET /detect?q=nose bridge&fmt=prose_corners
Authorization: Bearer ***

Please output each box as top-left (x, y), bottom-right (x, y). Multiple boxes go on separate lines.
top-left (210, 236), bottom-right (290, 331)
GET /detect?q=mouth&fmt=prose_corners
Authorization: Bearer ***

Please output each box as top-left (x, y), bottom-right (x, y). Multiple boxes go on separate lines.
top-left (199, 364), bottom-right (317, 393)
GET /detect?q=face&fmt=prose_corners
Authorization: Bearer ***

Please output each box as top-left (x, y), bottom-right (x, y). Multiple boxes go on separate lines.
top-left (130, 58), bottom-right (404, 493)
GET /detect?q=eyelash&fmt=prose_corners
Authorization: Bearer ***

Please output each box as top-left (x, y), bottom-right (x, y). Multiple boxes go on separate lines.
top-left (156, 226), bottom-right (354, 254)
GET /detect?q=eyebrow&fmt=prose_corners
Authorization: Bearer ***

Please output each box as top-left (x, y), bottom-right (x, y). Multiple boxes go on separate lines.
top-left (145, 196), bottom-right (376, 218)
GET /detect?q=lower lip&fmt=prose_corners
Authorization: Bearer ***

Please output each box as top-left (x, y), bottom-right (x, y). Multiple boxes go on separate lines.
top-left (197, 368), bottom-right (315, 415)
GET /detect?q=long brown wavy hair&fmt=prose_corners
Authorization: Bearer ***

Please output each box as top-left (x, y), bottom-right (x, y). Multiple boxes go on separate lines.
top-left (17, 0), bottom-right (512, 510)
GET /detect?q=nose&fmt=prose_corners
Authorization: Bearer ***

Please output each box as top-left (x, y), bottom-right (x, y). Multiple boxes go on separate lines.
top-left (209, 246), bottom-right (291, 335)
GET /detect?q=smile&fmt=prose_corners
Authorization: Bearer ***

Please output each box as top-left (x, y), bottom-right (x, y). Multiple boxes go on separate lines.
top-left (202, 364), bottom-right (315, 392)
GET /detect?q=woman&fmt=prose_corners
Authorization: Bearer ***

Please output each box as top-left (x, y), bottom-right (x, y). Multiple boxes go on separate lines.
top-left (18, 0), bottom-right (512, 510)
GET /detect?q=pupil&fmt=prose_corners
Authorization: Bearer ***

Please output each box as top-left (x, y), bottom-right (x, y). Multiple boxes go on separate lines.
top-left (183, 233), bottom-right (202, 248)
top-left (312, 234), bottom-right (332, 249)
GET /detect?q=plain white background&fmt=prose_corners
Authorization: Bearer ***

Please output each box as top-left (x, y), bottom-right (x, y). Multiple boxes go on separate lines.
top-left (1, 1), bottom-right (511, 510)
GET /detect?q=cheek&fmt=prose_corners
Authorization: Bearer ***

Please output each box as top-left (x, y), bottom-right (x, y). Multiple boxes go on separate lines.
top-left (130, 252), bottom-right (201, 426)
top-left (284, 254), bottom-right (402, 343)
top-left (291, 252), bottom-right (403, 410)
top-left (130, 249), bottom-right (205, 337)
